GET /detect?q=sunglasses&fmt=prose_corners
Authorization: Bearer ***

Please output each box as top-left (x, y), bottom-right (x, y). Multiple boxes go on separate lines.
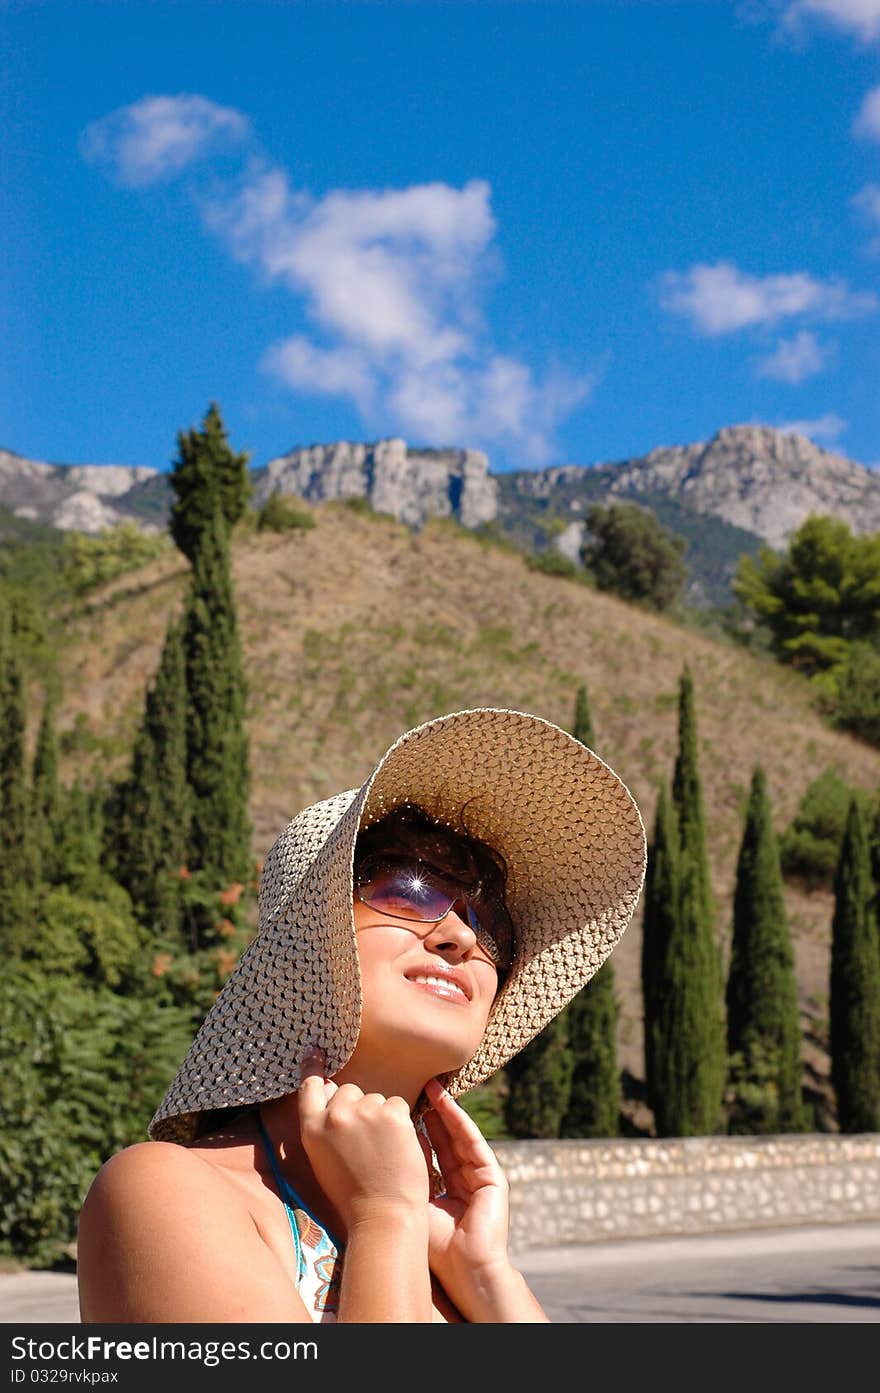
top-left (354, 853), bottom-right (515, 973)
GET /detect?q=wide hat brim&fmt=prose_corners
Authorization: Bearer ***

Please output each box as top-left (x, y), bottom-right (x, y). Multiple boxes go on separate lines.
top-left (149, 707), bottom-right (646, 1143)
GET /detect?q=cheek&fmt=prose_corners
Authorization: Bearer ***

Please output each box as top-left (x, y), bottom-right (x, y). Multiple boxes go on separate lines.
top-left (472, 971), bottom-right (500, 1027)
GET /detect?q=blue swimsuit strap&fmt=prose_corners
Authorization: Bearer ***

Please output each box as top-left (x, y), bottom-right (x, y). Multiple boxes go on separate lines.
top-left (256, 1110), bottom-right (344, 1253)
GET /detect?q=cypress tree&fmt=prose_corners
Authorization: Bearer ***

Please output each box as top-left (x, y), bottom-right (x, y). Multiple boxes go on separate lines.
top-left (52, 777), bottom-right (107, 892)
top-left (182, 503), bottom-right (252, 912)
top-left (870, 794), bottom-right (880, 923)
top-left (31, 684), bottom-right (63, 883)
top-left (641, 782), bottom-right (679, 1116)
top-left (725, 765), bottom-right (805, 1133)
top-left (572, 683), bottom-right (595, 750)
top-left (113, 619), bottom-right (191, 940)
top-left (556, 680), bottom-right (621, 1137)
top-left (672, 666), bottom-right (715, 934)
top-left (169, 403), bottom-right (252, 565)
top-left (560, 961), bottom-right (620, 1136)
top-left (0, 628), bottom-right (39, 953)
top-left (829, 797), bottom-right (880, 1132)
top-left (503, 1013), bottom-right (573, 1139)
top-left (653, 666), bottom-right (725, 1135)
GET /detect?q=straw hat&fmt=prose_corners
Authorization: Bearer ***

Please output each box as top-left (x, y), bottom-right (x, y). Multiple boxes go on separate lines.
top-left (149, 707), bottom-right (647, 1143)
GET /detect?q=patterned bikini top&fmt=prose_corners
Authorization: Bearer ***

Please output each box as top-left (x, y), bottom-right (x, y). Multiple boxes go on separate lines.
top-left (256, 1112), bottom-right (344, 1323)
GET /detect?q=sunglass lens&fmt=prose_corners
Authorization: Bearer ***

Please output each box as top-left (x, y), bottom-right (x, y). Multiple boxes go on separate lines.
top-left (357, 863), bottom-right (452, 922)
top-left (466, 900), bottom-right (514, 971)
top-left (357, 858), bottom-right (515, 972)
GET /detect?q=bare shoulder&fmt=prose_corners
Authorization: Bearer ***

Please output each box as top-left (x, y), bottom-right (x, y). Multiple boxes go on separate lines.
top-left (83, 1139), bottom-right (220, 1203)
top-left (77, 1140), bottom-right (310, 1324)
top-left (79, 1140), bottom-right (229, 1240)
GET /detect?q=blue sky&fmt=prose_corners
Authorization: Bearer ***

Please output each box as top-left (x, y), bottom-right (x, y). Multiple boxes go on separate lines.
top-left (2, 0), bottom-right (879, 476)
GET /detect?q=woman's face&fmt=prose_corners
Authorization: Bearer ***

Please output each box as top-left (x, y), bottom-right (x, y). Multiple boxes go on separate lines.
top-left (350, 894), bottom-right (500, 1078)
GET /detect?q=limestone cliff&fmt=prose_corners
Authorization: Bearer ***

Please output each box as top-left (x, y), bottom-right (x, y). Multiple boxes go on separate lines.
top-left (3, 426), bottom-right (878, 565)
top-left (0, 449), bottom-right (160, 535)
top-left (253, 438), bottom-right (498, 530)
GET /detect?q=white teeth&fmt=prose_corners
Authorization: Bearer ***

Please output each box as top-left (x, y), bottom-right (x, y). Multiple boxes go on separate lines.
top-left (411, 974), bottom-right (466, 997)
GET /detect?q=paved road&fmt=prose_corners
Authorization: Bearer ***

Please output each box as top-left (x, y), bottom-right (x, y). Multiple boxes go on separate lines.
top-left (517, 1222), bottom-right (880, 1322)
top-left (1, 1223), bottom-right (877, 1323)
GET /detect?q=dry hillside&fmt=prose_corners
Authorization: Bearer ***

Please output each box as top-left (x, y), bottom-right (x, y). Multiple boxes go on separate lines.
top-left (48, 504), bottom-right (880, 1129)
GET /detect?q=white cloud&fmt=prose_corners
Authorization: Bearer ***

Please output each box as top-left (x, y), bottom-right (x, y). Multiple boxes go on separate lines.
top-left (202, 163), bottom-right (495, 366)
top-left (852, 182), bottom-right (880, 222)
top-left (658, 260), bottom-right (877, 334)
top-left (115, 123), bottom-right (597, 459)
top-left (854, 85), bottom-right (880, 137)
top-left (79, 95), bottom-right (250, 187)
top-left (196, 154), bottom-right (596, 458)
top-left (261, 338), bottom-right (377, 416)
top-left (777, 411), bottom-right (848, 442)
top-left (782, 0), bottom-right (880, 42)
top-left (755, 330), bottom-right (830, 382)
top-left (851, 184), bottom-right (880, 252)
top-left (382, 357), bottom-right (595, 463)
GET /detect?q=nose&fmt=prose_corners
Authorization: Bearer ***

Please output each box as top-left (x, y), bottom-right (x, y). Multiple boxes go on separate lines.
top-left (423, 903), bottom-right (478, 959)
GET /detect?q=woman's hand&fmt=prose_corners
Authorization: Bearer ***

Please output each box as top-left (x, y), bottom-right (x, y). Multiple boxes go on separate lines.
top-left (296, 1046), bottom-right (431, 1234)
top-left (421, 1079), bottom-right (513, 1306)
top-left (421, 1078), bottom-right (549, 1322)
top-left (296, 1046), bottom-right (434, 1321)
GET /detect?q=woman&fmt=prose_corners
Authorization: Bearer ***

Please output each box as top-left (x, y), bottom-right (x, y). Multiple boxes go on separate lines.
top-left (77, 706), bottom-right (646, 1323)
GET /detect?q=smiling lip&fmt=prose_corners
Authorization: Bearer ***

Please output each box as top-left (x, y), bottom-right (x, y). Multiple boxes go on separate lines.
top-left (404, 965), bottom-right (472, 1003)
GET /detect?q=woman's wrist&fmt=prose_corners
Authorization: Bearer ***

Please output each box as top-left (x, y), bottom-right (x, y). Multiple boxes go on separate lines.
top-left (460, 1260), bottom-right (550, 1323)
top-left (346, 1195), bottom-right (430, 1232)
top-left (340, 1204), bottom-right (433, 1322)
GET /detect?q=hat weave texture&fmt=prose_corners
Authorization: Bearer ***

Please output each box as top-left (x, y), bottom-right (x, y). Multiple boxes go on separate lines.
top-left (149, 707), bottom-right (646, 1143)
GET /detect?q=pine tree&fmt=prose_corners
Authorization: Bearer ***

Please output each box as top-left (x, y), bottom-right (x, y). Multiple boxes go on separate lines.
top-left (182, 503), bottom-right (252, 927)
top-left (829, 797), bottom-right (880, 1132)
top-left (561, 961), bottom-right (620, 1136)
top-left (725, 765), bottom-right (805, 1133)
top-left (652, 666), bottom-right (725, 1136)
top-left (572, 683), bottom-right (595, 750)
top-left (503, 1013), bottom-right (573, 1139)
top-left (169, 403), bottom-right (252, 565)
top-left (641, 782), bottom-right (679, 1114)
top-left (113, 619), bottom-right (191, 941)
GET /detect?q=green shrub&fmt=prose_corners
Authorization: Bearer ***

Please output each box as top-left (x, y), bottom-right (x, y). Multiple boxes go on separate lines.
top-left (256, 494), bottom-right (316, 532)
top-left (470, 521), bottom-right (521, 556)
top-left (60, 523), bottom-right (171, 597)
top-left (343, 496), bottom-right (373, 517)
top-left (0, 972), bottom-right (194, 1265)
top-left (24, 885), bottom-right (144, 988)
top-left (526, 550), bottom-right (579, 578)
top-left (780, 768), bottom-right (865, 890)
top-left (818, 642), bottom-right (880, 747)
top-left (581, 501), bottom-right (688, 611)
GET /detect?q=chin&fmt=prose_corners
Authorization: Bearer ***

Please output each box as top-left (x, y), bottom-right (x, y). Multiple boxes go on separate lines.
top-left (369, 1017), bottom-right (483, 1075)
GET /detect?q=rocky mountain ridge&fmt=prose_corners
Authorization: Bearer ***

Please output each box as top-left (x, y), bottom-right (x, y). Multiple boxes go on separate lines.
top-left (3, 426), bottom-right (878, 570)
top-left (253, 437), bottom-right (498, 530)
top-left (604, 426), bottom-right (880, 550)
top-left (0, 448), bottom-right (162, 535)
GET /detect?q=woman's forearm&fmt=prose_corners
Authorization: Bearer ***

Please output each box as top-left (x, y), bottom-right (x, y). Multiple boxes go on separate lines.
top-left (451, 1261), bottom-right (551, 1323)
top-left (336, 1204), bottom-right (433, 1322)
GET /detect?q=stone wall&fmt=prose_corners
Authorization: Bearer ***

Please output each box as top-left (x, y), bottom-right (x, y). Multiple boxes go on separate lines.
top-left (491, 1134), bottom-right (880, 1255)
